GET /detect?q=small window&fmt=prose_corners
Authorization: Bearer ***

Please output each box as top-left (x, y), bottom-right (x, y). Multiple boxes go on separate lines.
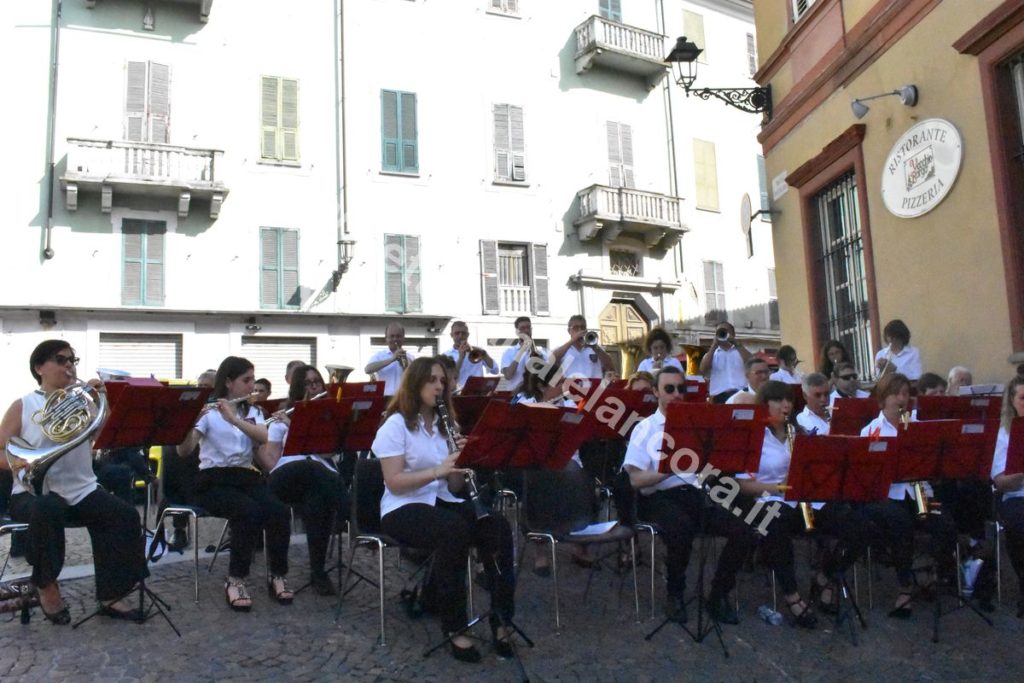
top-left (384, 234), bottom-right (422, 312)
top-left (488, 0), bottom-right (518, 15)
top-left (479, 240), bottom-right (549, 316)
top-left (767, 268), bottom-right (779, 330)
top-left (606, 121), bottom-right (635, 188)
top-left (703, 260), bottom-right (726, 323)
top-left (260, 227), bottom-right (300, 309)
top-left (381, 90), bottom-right (418, 173)
top-left (122, 219), bottom-right (166, 306)
top-left (792, 0), bottom-right (817, 23)
top-left (746, 33), bottom-right (758, 76)
top-left (125, 61), bottom-right (170, 144)
top-left (494, 104), bottom-right (526, 182)
top-left (609, 249), bottom-right (642, 278)
top-left (261, 76), bottom-right (299, 162)
top-left (598, 0), bottom-right (621, 22)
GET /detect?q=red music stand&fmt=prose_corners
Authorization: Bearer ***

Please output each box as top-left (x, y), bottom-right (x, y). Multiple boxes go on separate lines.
top-left (579, 389), bottom-right (658, 440)
top-left (607, 379), bottom-right (628, 391)
top-left (457, 401), bottom-right (591, 471)
top-left (915, 395), bottom-right (1002, 422)
top-left (830, 398), bottom-right (879, 436)
top-left (656, 402), bottom-right (769, 475)
top-left (893, 420), bottom-right (1000, 483)
top-left (684, 380), bottom-right (709, 403)
top-left (255, 398), bottom-right (285, 418)
top-left (461, 376), bottom-right (500, 396)
top-left (451, 396), bottom-right (503, 435)
top-left (282, 397), bottom-right (385, 456)
top-left (1004, 417), bottom-right (1024, 475)
top-left (327, 381), bottom-right (385, 399)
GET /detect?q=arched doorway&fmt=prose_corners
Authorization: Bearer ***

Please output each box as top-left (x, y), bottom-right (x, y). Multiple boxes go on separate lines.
top-left (597, 299), bottom-right (649, 377)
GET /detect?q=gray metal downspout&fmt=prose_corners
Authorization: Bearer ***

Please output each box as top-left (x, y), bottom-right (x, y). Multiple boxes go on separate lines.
top-left (334, 0), bottom-right (349, 296)
top-left (42, 0), bottom-right (62, 260)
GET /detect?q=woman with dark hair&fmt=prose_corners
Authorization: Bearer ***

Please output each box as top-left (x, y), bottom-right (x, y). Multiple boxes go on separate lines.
top-left (374, 357), bottom-right (516, 662)
top-left (0, 339), bottom-right (148, 624)
top-left (259, 365), bottom-right (348, 596)
top-left (818, 340), bottom-right (850, 381)
top-left (177, 356), bottom-right (291, 612)
top-left (990, 374), bottom-right (1024, 616)
top-left (770, 345), bottom-right (802, 383)
top-left (636, 327), bottom-right (683, 374)
top-left (874, 319), bottom-right (923, 381)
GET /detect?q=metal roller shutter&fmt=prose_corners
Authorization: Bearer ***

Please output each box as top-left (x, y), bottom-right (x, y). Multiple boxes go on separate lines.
top-left (240, 336), bottom-right (317, 391)
top-left (98, 333), bottom-right (183, 379)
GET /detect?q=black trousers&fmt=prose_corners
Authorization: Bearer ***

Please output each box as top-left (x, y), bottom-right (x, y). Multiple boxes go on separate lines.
top-left (196, 467), bottom-right (291, 579)
top-left (638, 486), bottom-right (755, 600)
top-left (934, 479), bottom-right (993, 540)
top-left (863, 497), bottom-right (957, 586)
top-left (382, 500), bottom-right (515, 634)
top-left (9, 488), bottom-right (148, 601)
top-left (268, 459), bottom-right (349, 577)
top-left (999, 497), bottom-right (1024, 594)
top-left (160, 445), bottom-right (199, 531)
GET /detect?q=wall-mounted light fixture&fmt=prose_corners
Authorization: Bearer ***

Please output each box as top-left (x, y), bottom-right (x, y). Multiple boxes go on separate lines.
top-left (665, 37), bottom-right (772, 118)
top-left (142, 5), bottom-right (156, 31)
top-left (851, 85), bottom-right (918, 119)
top-left (39, 310), bottom-right (57, 329)
top-left (330, 239), bottom-right (357, 292)
top-left (244, 316), bottom-right (262, 333)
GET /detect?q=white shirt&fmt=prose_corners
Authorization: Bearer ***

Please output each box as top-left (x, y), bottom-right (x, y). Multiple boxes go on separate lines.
top-left (874, 345), bottom-right (923, 380)
top-left (726, 388), bottom-right (755, 404)
top-left (707, 347), bottom-right (746, 396)
top-left (267, 421), bottom-right (337, 474)
top-left (368, 348), bottom-right (416, 396)
top-left (11, 390), bottom-right (98, 505)
top-left (196, 405), bottom-right (265, 470)
top-left (770, 367), bottom-right (801, 383)
top-left (559, 345), bottom-right (603, 379)
top-left (736, 428), bottom-right (825, 509)
top-left (500, 344), bottom-right (549, 390)
top-left (443, 347), bottom-right (496, 389)
top-left (623, 409), bottom-right (698, 495)
top-left (637, 356), bottom-right (684, 374)
top-left (371, 412), bottom-right (461, 519)
top-left (860, 411), bottom-right (916, 501)
top-left (829, 388), bottom-right (870, 406)
top-left (796, 406), bottom-right (830, 436)
top-left (991, 427), bottom-right (1024, 501)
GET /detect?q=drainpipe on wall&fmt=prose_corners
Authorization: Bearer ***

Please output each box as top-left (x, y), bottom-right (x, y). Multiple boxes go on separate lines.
top-left (42, 0), bottom-right (62, 260)
top-left (333, 0), bottom-right (350, 294)
top-left (657, 0), bottom-right (680, 283)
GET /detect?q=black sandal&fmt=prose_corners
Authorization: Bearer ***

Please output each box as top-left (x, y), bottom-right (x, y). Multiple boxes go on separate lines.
top-left (785, 596), bottom-right (817, 629)
top-left (224, 578), bottom-right (252, 612)
top-left (268, 575), bottom-right (294, 605)
top-left (810, 577), bottom-right (838, 616)
top-left (40, 600), bottom-right (71, 625)
top-left (888, 590), bottom-right (913, 619)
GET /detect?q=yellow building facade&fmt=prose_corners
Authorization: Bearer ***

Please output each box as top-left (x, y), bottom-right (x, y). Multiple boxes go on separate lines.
top-left (753, 0), bottom-right (1024, 383)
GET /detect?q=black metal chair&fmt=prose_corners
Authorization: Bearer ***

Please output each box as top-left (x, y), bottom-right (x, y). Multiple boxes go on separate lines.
top-left (523, 466), bottom-right (640, 632)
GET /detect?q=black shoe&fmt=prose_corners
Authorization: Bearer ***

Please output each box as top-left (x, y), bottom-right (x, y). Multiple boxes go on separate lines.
top-left (664, 594), bottom-right (688, 623)
top-left (707, 594), bottom-right (740, 625)
top-left (490, 620), bottom-right (515, 659)
top-left (785, 597), bottom-right (818, 629)
top-left (40, 600), bottom-right (71, 625)
top-left (168, 529), bottom-right (189, 552)
top-left (448, 637), bottom-right (482, 664)
top-left (810, 578), bottom-right (838, 616)
top-left (9, 530), bottom-right (26, 559)
top-left (311, 573), bottom-right (337, 597)
top-left (888, 591), bottom-right (913, 619)
top-left (98, 603), bottom-right (145, 622)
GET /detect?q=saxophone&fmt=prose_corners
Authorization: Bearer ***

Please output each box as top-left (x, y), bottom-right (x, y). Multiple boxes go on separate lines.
top-left (786, 423), bottom-right (815, 532)
top-left (899, 408), bottom-right (934, 519)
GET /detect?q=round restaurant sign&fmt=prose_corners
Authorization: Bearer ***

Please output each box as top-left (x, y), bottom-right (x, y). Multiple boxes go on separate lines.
top-left (881, 118), bottom-right (962, 218)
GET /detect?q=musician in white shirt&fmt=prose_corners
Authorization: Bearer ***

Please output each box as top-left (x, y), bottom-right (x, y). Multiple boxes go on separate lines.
top-left (699, 322), bottom-right (751, 402)
top-left (443, 320), bottom-right (497, 389)
top-left (796, 372), bottom-right (831, 435)
top-left (829, 362), bottom-right (869, 406)
top-left (725, 357), bottom-right (771, 405)
top-left (552, 315), bottom-right (614, 380)
top-left (991, 375), bottom-right (1024, 617)
top-left (636, 327), bottom-right (684, 375)
top-left (364, 323), bottom-right (415, 395)
top-left (769, 345), bottom-right (802, 384)
top-left (501, 316), bottom-right (548, 389)
top-left (874, 319), bottom-right (923, 381)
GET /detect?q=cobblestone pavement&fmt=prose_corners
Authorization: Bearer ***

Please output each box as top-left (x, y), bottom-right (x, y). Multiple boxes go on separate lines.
top-left (1, 518), bottom-right (1024, 682)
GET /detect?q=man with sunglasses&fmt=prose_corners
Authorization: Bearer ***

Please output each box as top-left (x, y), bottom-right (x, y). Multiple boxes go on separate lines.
top-left (830, 361), bottom-right (869, 406)
top-left (726, 357), bottom-right (772, 405)
top-left (0, 340), bottom-right (148, 625)
top-left (623, 366), bottom-right (755, 625)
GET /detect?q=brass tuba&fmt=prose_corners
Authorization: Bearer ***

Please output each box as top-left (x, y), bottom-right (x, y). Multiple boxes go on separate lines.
top-left (6, 382), bottom-right (107, 495)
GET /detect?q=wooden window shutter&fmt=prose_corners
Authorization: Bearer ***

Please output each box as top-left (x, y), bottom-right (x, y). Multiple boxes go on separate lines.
top-left (381, 90), bottom-right (400, 171)
top-left (280, 78), bottom-right (299, 161)
top-left (493, 104), bottom-right (511, 180)
top-left (261, 77), bottom-right (280, 160)
top-left (683, 10), bottom-right (707, 64)
top-left (507, 0), bottom-right (518, 13)
top-left (125, 61), bottom-right (147, 142)
top-left (148, 62), bottom-right (170, 143)
top-left (600, 0), bottom-right (622, 22)
top-left (757, 154), bottom-right (771, 222)
top-left (404, 235), bottom-right (422, 312)
top-left (144, 224), bottom-right (165, 305)
top-left (747, 33), bottom-right (758, 76)
top-left (510, 105), bottom-right (526, 181)
top-left (122, 222), bottom-right (143, 305)
top-left (479, 240), bottom-right (500, 314)
top-left (606, 121), bottom-right (622, 187)
top-left (384, 234), bottom-right (405, 311)
top-left (282, 229), bottom-right (300, 307)
top-left (400, 92), bottom-right (418, 172)
top-left (531, 243), bottom-right (549, 316)
top-left (261, 228), bottom-right (280, 308)
top-left (694, 139), bottom-right (720, 211)
top-left (620, 123), bottom-right (635, 188)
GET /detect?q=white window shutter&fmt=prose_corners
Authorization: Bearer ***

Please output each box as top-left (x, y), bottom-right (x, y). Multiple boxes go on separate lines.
top-left (384, 234), bottom-right (405, 312)
top-left (261, 77), bottom-right (280, 160)
top-left (493, 103), bottom-right (510, 180)
top-left (281, 78), bottom-right (299, 161)
top-left (606, 121), bottom-right (622, 187)
top-left (404, 236), bottom-right (422, 312)
top-left (122, 230), bottom-right (143, 305)
top-left (480, 240), bottom-right (500, 314)
top-left (282, 229), bottom-right (299, 307)
top-left (620, 123), bottom-right (635, 188)
top-left (506, 0), bottom-right (518, 12)
top-left (125, 61), bottom-right (147, 142)
top-left (261, 228), bottom-right (280, 307)
top-left (145, 227), bottom-right (164, 305)
top-left (147, 62), bottom-right (170, 143)
top-left (531, 243), bottom-right (549, 316)
top-left (510, 105), bottom-right (526, 181)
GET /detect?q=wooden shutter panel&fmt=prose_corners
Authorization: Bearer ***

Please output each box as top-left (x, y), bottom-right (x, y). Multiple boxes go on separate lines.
top-left (510, 105), bottom-right (526, 181)
top-left (683, 10), bottom-right (707, 64)
top-left (384, 234), bottom-right (404, 311)
top-left (148, 62), bottom-right (170, 143)
top-left (531, 243), bottom-right (549, 316)
top-left (694, 139), bottom-right (720, 210)
top-left (480, 240), bottom-right (499, 314)
top-left (404, 236), bottom-right (422, 312)
top-left (125, 61), bottom-right (147, 142)
top-left (261, 228), bottom-right (280, 307)
top-left (747, 33), bottom-right (758, 76)
top-left (620, 123), bottom-right (635, 188)
top-left (506, 0), bottom-right (518, 12)
top-left (400, 92), bottom-right (418, 172)
top-left (123, 229), bottom-right (143, 305)
top-left (757, 154), bottom-right (771, 222)
top-left (606, 121), bottom-right (622, 187)
top-left (381, 90), bottom-right (400, 171)
top-left (493, 104), bottom-right (510, 180)
top-left (145, 226), bottom-right (164, 305)
top-left (491, 0), bottom-right (503, 9)
top-left (261, 77), bottom-right (280, 159)
top-left (281, 78), bottom-right (299, 161)
top-left (282, 229), bottom-right (300, 307)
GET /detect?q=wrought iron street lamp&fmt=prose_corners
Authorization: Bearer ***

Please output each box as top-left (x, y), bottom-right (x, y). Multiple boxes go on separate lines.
top-left (665, 37), bottom-right (772, 118)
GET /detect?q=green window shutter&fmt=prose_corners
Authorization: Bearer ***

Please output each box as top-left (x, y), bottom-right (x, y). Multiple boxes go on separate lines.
top-left (600, 0), bottom-right (622, 22)
top-left (148, 62), bottom-right (170, 143)
top-left (261, 77), bottom-right (280, 160)
top-left (381, 90), bottom-right (400, 171)
top-left (531, 243), bottom-right (549, 316)
top-left (282, 229), bottom-right (300, 307)
top-left (757, 154), bottom-right (771, 222)
top-left (384, 234), bottom-right (405, 311)
top-left (400, 92), bottom-right (418, 173)
top-left (261, 228), bottom-right (280, 307)
top-left (122, 219), bottom-right (165, 306)
top-left (125, 61), bottom-right (147, 142)
top-left (480, 240), bottom-right (499, 314)
top-left (510, 105), bottom-right (526, 181)
top-left (493, 104), bottom-right (511, 180)
top-left (281, 78), bottom-right (299, 161)
top-left (123, 226), bottom-right (143, 305)
top-left (144, 226), bottom-right (165, 305)
top-left (683, 10), bottom-right (707, 64)
top-left (404, 235), bottom-right (422, 312)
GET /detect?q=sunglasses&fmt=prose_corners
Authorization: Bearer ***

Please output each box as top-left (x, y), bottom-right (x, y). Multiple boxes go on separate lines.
top-left (661, 384), bottom-right (688, 395)
top-left (839, 374), bottom-right (858, 381)
top-left (52, 354), bottom-right (80, 366)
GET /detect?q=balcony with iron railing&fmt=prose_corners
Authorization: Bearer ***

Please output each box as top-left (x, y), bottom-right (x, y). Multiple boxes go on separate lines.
top-left (573, 15), bottom-right (669, 88)
top-left (574, 184), bottom-right (685, 249)
top-left (60, 138), bottom-right (229, 219)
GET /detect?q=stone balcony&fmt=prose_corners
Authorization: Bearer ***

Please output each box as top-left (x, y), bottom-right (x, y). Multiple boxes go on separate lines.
top-left (573, 15), bottom-right (669, 88)
top-left (61, 138), bottom-right (228, 219)
top-left (85, 0), bottom-right (213, 23)
top-left (574, 184), bottom-right (685, 249)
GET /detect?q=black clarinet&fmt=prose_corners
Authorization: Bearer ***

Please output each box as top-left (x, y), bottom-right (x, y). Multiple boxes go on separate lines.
top-left (435, 399), bottom-right (490, 520)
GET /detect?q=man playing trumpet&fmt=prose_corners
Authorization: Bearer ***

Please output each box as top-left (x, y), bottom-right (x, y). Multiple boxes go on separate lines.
top-left (0, 340), bottom-right (148, 624)
top-left (365, 322), bottom-right (415, 395)
top-left (443, 320), bottom-right (497, 390)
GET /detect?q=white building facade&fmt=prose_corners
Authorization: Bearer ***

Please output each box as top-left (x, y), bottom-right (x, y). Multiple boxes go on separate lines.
top-left (0, 0), bottom-right (774, 404)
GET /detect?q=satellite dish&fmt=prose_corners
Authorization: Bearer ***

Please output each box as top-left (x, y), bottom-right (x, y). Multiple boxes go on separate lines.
top-left (740, 193), bottom-right (752, 235)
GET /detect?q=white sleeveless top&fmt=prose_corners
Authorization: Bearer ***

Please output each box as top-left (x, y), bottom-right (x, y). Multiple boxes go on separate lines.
top-left (11, 390), bottom-right (98, 505)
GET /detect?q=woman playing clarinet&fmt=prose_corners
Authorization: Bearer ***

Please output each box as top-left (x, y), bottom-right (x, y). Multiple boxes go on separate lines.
top-left (990, 373), bottom-right (1024, 617)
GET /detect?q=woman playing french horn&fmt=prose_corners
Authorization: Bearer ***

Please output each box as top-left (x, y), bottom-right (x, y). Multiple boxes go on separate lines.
top-left (0, 339), bottom-right (148, 624)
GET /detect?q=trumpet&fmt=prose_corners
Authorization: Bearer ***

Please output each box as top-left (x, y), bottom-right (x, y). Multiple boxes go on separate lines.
top-left (785, 423), bottom-right (815, 532)
top-left (265, 391), bottom-right (329, 424)
top-left (583, 330), bottom-right (600, 346)
top-left (395, 350), bottom-right (409, 369)
top-left (467, 347), bottom-right (486, 363)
